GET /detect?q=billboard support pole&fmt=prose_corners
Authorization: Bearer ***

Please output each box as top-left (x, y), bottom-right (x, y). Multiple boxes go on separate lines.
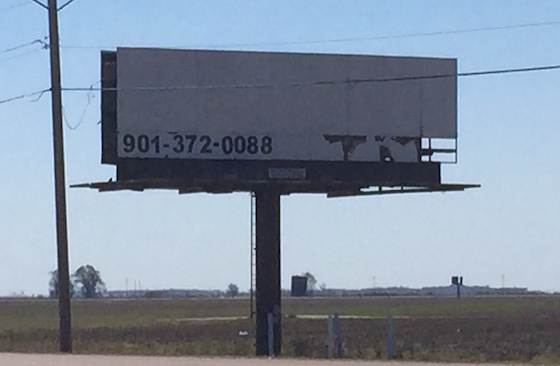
top-left (255, 189), bottom-right (281, 355)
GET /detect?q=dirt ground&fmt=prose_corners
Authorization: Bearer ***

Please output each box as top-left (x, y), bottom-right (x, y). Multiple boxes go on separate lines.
top-left (0, 353), bottom-right (525, 366)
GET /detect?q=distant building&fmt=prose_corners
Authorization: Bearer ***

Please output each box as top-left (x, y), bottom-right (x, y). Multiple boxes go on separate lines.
top-left (291, 276), bottom-right (308, 297)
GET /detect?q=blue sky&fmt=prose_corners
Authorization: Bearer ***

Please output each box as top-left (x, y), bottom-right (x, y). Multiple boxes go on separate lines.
top-left (1, 1), bottom-right (559, 296)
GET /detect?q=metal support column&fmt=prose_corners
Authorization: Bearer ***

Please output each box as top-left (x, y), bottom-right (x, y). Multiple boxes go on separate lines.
top-left (255, 190), bottom-right (281, 356)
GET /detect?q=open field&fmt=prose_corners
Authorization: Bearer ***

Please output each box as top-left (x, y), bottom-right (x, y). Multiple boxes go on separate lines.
top-left (0, 296), bottom-right (559, 362)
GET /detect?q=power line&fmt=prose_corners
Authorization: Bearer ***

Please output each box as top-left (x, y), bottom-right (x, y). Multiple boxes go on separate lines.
top-left (191, 19), bottom-right (560, 48)
top-left (344, 64), bottom-right (560, 84)
top-left (61, 63), bottom-right (560, 93)
top-left (0, 1), bottom-right (30, 13)
top-left (59, 19), bottom-right (560, 50)
top-left (0, 88), bottom-right (49, 105)
top-left (459, 64), bottom-right (560, 78)
top-left (0, 48), bottom-right (44, 64)
top-left (340, 19), bottom-right (560, 42)
top-left (2, 63), bottom-right (558, 107)
top-left (0, 37), bottom-right (48, 56)
top-left (62, 81), bottom-right (98, 130)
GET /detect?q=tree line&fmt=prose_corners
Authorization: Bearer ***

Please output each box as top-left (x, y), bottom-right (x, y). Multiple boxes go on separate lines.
top-left (49, 264), bottom-right (105, 299)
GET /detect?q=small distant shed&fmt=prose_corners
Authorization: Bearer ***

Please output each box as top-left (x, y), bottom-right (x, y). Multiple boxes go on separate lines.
top-left (291, 276), bottom-right (308, 297)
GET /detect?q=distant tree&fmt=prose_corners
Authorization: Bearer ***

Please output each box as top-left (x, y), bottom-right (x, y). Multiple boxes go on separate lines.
top-left (49, 269), bottom-right (74, 298)
top-left (49, 270), bottom-right (58, 298)
top-left (320, 283), bottom-right (327, 293)
top-left (73, 265), bottom-right (106, 298)
top-left (301, 272), bottom-right (317, 292)
top-left (226, 283), bottom-right (239, 298)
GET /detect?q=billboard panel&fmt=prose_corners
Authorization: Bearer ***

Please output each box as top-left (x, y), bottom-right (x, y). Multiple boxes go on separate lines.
top-left (115, 48), bottom-right (456, 163)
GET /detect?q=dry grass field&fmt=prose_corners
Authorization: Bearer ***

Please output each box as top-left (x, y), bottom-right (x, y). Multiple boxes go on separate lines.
top-left (0, 296), bottom-right (559, 363)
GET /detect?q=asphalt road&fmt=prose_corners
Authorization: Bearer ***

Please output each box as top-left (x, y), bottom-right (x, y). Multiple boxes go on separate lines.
top-left (0, 353), bottom-right (518, 366)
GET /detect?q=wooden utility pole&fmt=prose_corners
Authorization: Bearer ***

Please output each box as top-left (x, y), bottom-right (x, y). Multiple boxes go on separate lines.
top-left (47, 0), bottom-right (72, 352)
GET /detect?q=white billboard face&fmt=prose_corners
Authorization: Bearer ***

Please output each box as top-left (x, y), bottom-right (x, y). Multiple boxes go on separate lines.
top-left (116, 48), bottom-right (456, 163)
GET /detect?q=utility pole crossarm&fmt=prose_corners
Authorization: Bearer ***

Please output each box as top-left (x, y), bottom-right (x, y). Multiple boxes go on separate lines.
top-left (57, 0), bottom-right (76, 11)
top-left (31, 0), bottom-right (48, 10)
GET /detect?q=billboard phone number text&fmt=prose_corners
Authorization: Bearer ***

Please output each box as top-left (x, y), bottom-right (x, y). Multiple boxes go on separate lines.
top-left (120, 133), bottom-right (273, 157)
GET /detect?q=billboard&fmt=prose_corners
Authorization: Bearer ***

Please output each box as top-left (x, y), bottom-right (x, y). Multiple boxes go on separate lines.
top-left (114, 48), bottom-right (456, 163)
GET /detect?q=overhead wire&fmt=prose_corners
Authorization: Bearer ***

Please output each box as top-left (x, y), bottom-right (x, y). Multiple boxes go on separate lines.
top-left (189, 19), bottom-right (560, 48)
top-left (0, 36), bottom-right (48, 56)
top-left (343, 64), bottom-right (560, 84)
top-left (0, 88), bottom-right (49, 105)
top-left (0, 3), bottom-right (556, 133)
top-left (59, 19), bottom-right (560, 50)
top-left (62, 81), bottom-right (99, 130)
top-left (0, 48), bottom-right (44, 64)
top-left (2, 63), bottom-right (558, 108)
top-left (0, 1), bottom-right (30, 13)
top-left (60, 63), bottom-right (560, 93)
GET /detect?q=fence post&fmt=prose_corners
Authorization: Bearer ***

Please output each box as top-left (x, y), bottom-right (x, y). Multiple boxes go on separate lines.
top-left (327, 314), bottom-right (334, 358)
top-left (387, 313), bottom-right (394, 360)
top-left (334, 313), bottom-right (343, 358)
top-left (267, 312), bottom-right (274, 357)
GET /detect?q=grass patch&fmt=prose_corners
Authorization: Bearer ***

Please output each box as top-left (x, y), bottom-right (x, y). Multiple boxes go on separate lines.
top-left (0, 296), bottom-right (559, 361)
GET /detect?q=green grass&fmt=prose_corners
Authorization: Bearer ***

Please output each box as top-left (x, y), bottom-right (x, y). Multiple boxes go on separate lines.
top-left (0, 296), bottom-right (559, 361)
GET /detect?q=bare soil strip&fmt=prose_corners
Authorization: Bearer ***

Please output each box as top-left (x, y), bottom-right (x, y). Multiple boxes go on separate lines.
top-left (0, 353), bottom-right (520, 366)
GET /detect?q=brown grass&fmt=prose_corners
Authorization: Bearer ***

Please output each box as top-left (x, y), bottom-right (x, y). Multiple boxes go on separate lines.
top-left (0, 296), bottom-right (559, 362)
